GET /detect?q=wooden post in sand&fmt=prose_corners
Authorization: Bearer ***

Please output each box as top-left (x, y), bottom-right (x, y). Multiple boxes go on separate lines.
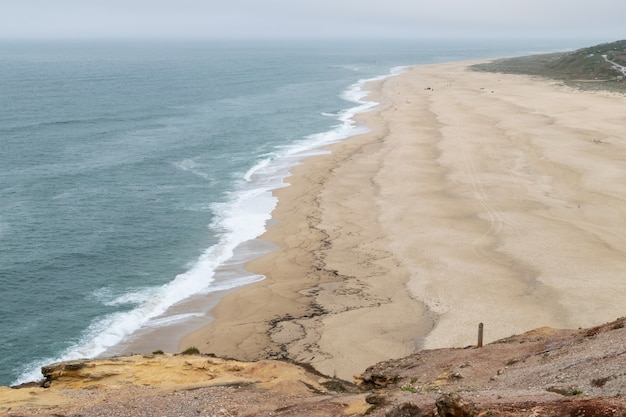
top-left (478, 323), bottom-right (484, 348)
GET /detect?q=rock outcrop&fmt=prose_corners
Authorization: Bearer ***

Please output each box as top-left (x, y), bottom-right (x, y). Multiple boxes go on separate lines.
top-left (2, 318), bottom-right (626, 416)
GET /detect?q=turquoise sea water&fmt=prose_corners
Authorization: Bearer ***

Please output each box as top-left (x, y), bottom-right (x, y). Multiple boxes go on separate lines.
top-left (0, 39), bottom-right (587, 385)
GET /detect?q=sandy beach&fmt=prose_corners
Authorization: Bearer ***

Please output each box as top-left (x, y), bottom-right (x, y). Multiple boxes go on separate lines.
top-left (180, 60), bottom-right (626, 381)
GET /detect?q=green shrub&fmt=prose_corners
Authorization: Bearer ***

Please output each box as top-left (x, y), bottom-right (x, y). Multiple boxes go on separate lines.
top-left (181, 346), bottom-right (200, 355)
top-left (400, 384), bottom-right (417, 393)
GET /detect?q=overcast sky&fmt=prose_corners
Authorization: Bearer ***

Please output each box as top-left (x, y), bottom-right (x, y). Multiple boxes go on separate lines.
top-left (0, 0), bottom-right (624, 41)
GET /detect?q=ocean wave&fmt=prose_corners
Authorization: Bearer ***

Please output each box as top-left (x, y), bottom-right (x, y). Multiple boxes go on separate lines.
top-left (90, 287), bottom-right (159, 307)
top-left (12, 167), bottom-right (278, 386)
top-left (1, 114), bottom-right (162, 134)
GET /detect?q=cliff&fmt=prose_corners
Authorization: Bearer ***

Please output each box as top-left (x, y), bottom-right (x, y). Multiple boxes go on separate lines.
top-left (2, 318), bottom-right (626, 416)
top-left (472, 39), bottom-right (626, 92)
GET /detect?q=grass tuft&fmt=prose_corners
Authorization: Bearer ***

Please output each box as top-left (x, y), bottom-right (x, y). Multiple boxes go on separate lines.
top-left (181, 346), bottom-right (200, 355)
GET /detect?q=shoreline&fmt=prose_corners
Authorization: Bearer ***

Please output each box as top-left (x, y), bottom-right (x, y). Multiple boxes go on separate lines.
top-left (147, 59), bottom-right (625, 381)
top-left (178, 64), bottom-right (442, 378)
top-left (179, 72), bottom-right (435, 379)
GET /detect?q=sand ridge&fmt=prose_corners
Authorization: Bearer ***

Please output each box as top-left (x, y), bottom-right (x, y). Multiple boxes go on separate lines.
top-left (181, 60), bottom-right (626, 381)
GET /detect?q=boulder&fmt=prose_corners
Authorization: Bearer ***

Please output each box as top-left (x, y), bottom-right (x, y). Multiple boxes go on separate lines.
top-left (385, 402), bottom-right (423, 417)
top-left (435, 393), bottom-right (474, 417)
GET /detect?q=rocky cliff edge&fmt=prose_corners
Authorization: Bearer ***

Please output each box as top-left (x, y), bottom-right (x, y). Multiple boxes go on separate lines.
top-left (2, 318), bottom-right (626, 416)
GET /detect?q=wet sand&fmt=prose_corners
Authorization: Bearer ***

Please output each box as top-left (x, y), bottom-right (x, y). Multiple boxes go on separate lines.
top-left (179, 60), bottom-right (626, 381)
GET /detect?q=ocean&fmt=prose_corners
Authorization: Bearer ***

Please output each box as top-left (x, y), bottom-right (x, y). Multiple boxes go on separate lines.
top-left (0, 39), bottom-right (586, 386)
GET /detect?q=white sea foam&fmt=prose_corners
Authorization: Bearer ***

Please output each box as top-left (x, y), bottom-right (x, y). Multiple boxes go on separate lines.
top-left (107, 289), bottom-right (159, 307)
top-left (143, 313), bottom-right (206, 328)
top-left (13, 66), bottom-right (403, 386)
top-left (173, 158), bottom-right (212, 180)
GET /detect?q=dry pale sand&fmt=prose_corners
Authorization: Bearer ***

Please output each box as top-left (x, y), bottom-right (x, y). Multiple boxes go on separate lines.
top-left (181, 60), bottom-right (626, 381)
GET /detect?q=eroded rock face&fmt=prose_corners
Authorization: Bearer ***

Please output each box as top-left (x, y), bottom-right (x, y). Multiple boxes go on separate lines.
top-left (435, 393), bottom-right (474, 417)
top-left (35, 354), bottom-right (336, 394)
top-left (386, 402), bottom-right (423, 417)
top-left (4, 319), bottom-right (626, 417)
top-left (355, 353), bottom-right (422, 390)
top-left (42, 360), bottom-right (86, 375)
top-left (356, 372), bottom-right (398, 390)
top-left (41, 360), bottom-right (100, 387)
top-left (366, 392), bottom-right (389, 405)
top-left (41, 359), bottom-right (106, 388)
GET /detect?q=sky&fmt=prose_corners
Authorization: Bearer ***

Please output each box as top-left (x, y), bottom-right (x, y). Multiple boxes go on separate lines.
top-left (0, 0), bottom-right (624, 41)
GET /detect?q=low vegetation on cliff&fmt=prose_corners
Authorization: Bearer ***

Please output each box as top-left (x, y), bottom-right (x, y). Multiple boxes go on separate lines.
top-left (472, 39), bottom-right (626, 92)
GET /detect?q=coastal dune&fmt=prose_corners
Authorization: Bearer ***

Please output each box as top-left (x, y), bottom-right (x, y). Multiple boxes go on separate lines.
top-left (182, 60), bottom-right (626, 380)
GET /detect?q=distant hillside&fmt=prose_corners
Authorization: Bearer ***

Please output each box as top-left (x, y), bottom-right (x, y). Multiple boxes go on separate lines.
top-left (472, 40), bottom-right (626, 92)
